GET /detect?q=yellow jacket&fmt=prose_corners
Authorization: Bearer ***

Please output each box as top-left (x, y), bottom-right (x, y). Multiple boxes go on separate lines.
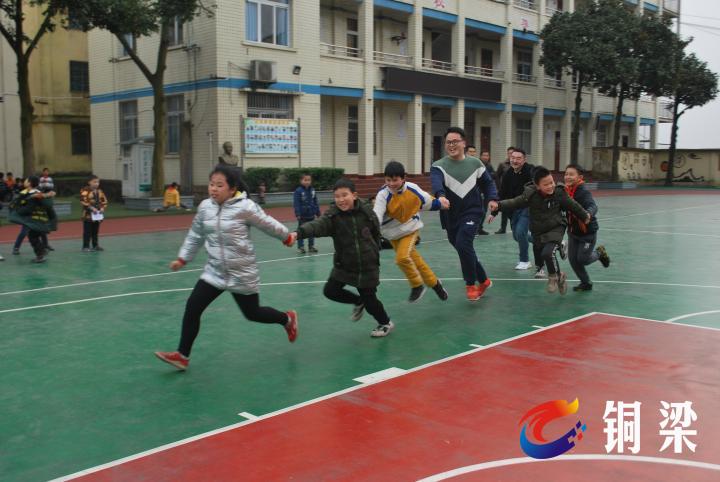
top-left (373, 181), bottom-right (440, 240)
top-left (163, 187), bottom-right (180, 207)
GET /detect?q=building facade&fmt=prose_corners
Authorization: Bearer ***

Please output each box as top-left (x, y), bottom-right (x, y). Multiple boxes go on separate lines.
top-left (0, 6), bottom-right (91, 176)
top-left (88, 0), bottom-right (678, 190)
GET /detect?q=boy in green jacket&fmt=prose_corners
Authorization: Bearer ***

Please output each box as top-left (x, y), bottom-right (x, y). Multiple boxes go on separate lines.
top-left (288, 178), bottom-right (393, 337)
top-left (490, 167), bottom-right (590, 295)
top-left (8, 175), bottom-right (57, 264)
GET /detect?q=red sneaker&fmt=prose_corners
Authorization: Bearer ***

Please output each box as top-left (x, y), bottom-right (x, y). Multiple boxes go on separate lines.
top-left (285, 310), bottom-right (298, 342)
top-left (154, 351), bottom-right (189, 371)
top-left (466, 285), bottom-right (480, 302)
top-left (476, 278), bottom-right (493, 298)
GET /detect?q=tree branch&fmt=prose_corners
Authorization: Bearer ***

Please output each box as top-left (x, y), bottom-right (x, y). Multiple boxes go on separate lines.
top-left (115, 32), bottom-right (155, 83)
top-left (0, 23), bottom-right (17, 54)
top-left (26, 11), bottom-right (54, 57)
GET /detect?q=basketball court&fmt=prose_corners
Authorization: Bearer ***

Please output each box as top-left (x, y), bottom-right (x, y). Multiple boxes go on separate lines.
top-left (1, 189), bottom-right (719, 481)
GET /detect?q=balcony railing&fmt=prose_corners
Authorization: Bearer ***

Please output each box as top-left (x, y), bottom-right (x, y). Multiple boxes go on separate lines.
top-left (514, 0), bottom-right (538, 11)
top-left (639, 94), bottom-right (655, 103)
top-left (513, 72), bottom-right (536, 84)
top-left (663, 0), bottom-right (679, 14)
top-left (373, 51), bottom-right (412, 66)
top-left (465, 65), bottom-right (505, 80)
top-left (545, 6), bottom-right (562, 16)
top-left (422, 58), bottom-right (455, 72)
top-left (320, 43), bottom-right (362, 59)
top-left (659, 101), bottom-right (674, 119)
top-left (544, 77), bottom-right (566, 88)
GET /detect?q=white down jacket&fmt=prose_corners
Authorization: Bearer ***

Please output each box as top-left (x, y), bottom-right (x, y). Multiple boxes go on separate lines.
top-left (178, 191), bottom-right (289, 294)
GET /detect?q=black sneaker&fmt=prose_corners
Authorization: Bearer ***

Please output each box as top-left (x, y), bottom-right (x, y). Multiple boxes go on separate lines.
top-left (32, 256), bottom-right (46, 264)
top-left (12, 248), bottom-right (19, 255)
top-left (370, 321), bottom-right (394, 338)
top-left (573, 283), bottom-right (593, 292)
top-left (597, 245), bottom-right (610, 268)
top-left (408, 285), bottom-right (426, 303)
top-left (477, 229), bottom-right (490, 235)
top-left (308, 246), bottom-right (318, 254)
top-left (297, 247), bottom-right (306, 255)
top-left (45, 245), bottom-right (55, 251)
top-left (350, 303), bottom-right (365, 322)
top-left (432, 280), bottom-right (449, 301)
top-left (495, 229), bottom-right (506, 234)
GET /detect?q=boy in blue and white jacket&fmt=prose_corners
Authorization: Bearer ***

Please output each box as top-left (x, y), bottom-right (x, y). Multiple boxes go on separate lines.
top-left (293, 173), bottom-right (321, 254)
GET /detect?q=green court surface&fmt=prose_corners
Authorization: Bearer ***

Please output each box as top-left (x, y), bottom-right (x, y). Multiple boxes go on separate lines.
top-left (1, 191), bottom-right (719, 481)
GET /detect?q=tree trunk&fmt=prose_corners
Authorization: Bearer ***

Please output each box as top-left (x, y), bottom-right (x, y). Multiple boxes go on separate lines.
top-left (664, 99), bottom-right (681, 187)
top-left (17, 54), bottom-right (35, 176)
top-left (151, 81), bottom-right (167, 196)
top-left (610, 91), bottom-right (626, 182)
top-left (571, 78), bottom-right (584, 163)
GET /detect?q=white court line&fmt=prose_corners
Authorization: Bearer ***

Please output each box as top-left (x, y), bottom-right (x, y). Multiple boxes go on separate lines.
top-left (237, 412), bottom-right (258, 420)
top-left (603, 228), bottom-right (720, 239)
top-left (597, 203), bottom-right (720, 222)
top-left (6, 278), bottom-right (720, 315)
top-left (353, 367), bottom-right (407, 384)
top-left (469, 344), bottom-right (484, 348)
top-left (595, 311), bottom-right (720, 333)
top-left (531, 325), bottom-right (544, 329)
top-left (0, 239), bottom-right (451, 298)
top-left (50, 312), bottom-right (598, 482)
top-left (666, 310), bottom-right (720, 323)
top-left (416, 454), bottom-right (720, 481)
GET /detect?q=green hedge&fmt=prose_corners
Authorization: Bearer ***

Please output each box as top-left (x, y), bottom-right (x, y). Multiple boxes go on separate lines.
top-left (280, 168), bottom-right (345, 191)
top-left (243, 167), bottom-right (344, 192)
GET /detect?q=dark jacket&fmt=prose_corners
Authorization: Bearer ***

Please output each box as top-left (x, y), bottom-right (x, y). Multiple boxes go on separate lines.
top-left (297, 199), bottom-right (381, 288)
top-left (499, 162), bottom-right (534, 201)
top-left (497, 184), bottom-right (589, 244)
top-left (293, 185), bottom-right (320, 220)
top-left (566, 183), bottom-right (599, 237)
top-left (495, 160), bottom-right (511, 188)
top-left (8, 189), bottom-right (57, 233)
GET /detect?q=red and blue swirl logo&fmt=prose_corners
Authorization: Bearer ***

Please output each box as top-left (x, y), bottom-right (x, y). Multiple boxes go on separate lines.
top-left (519, 398), bottom-right (586, 459)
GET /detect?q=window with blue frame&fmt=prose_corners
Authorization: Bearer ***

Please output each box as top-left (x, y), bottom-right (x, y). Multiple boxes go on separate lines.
top-left (246, 0), bottom-right (290, 46)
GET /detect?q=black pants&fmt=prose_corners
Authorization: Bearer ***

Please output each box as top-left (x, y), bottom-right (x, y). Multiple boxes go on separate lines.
top-left (82, 221), bottom-right (100, 248)
top-left (533, 241), bottom-right (561, 275)
top-left (178, 279), bottom-right (288, 357)
top-left (499, 211), bottom-right (509, 231)
top-left (568, 234), bottom-right (599, 285)
top-left (447, 220), bottom-right (488, 286)
top-left (28, 230), bottom-right (46, 257)
top-left (296, 218), bottom-right (315, 248)
top-left (323, 278), bottom-right (390, 324)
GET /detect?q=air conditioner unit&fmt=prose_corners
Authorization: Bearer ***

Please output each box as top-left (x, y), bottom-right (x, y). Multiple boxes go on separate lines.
top-left (250, 60), bottom-right (277, 83)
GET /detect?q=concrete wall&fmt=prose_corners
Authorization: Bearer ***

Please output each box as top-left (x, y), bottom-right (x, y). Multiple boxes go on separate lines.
top-left (592, 148), bottom-right (720, 184)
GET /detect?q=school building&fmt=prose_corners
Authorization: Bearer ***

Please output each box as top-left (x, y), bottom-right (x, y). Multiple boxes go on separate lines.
top-left (87, 0), bottom-right (679, 191)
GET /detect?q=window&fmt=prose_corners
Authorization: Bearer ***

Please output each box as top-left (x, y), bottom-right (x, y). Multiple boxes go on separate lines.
top-left (247, 92), bottom-right (293, 118)
top-left (246, 0), bottom-right (290, 47)
top-left (516, 49), bottom-right (533, 82)
top-left (515, 118), bottom-right (532, 154)
top-left (348, 105), bottom-right (359, 154)
top-left (69, 61), bottom-right (89, 93)
top-left (346, 18), bottom-right (359, 57)
top-left (71, 125), bottom-right (91, 155)
top-left (167, 17), bottom-right (184, 46)
top-left (596, 125), bottom-right (608, 148)
top-left (120, 33), bottom-right (137, 57)
top-left (119, 100), bottom-right (138, 143)
top-left (166, 95), bottom-right (184, 154)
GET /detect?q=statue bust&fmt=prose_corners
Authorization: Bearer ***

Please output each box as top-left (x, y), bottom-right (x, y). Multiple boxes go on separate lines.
top-left (218, 141), bottom-right (240, 166)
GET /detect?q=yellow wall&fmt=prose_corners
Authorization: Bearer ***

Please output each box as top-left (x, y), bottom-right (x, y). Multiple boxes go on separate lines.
top-left (26, 5), bottom-right (91, 173)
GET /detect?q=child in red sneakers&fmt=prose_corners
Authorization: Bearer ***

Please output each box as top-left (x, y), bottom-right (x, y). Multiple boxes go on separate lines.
top-left (155, 165), bottom-right (298, 371)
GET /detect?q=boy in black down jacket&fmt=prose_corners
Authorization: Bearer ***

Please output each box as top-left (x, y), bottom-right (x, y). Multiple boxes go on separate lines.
top-left (491, 167), bottom-right (590, 295)
top-left (289, 179), bottom-right (394, 337)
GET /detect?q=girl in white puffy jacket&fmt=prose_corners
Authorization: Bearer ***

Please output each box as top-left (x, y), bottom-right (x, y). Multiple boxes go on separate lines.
top-left (155, 165), bottom-right (298, 371)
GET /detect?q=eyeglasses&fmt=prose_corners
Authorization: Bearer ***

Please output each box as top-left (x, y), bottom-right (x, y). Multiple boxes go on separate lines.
top-left (445, 139), bottom-right (464, 146)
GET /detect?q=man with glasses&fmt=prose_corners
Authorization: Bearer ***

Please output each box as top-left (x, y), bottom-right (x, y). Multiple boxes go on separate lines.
top-left (431, 127), bottom-right (498, 302)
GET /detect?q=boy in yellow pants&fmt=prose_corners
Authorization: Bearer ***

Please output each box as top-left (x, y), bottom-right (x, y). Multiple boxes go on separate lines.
top-left (373, 161), bottom-right (449, 303)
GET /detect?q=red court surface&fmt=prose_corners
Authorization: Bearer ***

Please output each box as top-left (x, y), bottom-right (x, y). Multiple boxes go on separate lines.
top-left (59, 313), bottom-right (720, 482)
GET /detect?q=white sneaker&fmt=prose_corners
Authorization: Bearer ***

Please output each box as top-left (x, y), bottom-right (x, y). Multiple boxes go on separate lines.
top-left (534, 267), bottom-right (546, 279)
top-left (370, 321), bottom-right (394, 338)
top-left (350, 303), bottom-right (365, 322)
top-left (559, 240), bottom-right (567, 260)
top-left (0, 254), bottom-right (4, 261)
top-left (515, 261), bottom-right (532, 270)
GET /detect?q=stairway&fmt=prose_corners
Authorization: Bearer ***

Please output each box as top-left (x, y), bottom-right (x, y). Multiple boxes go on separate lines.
top-left (345, 174), bottom-right (433, 200)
